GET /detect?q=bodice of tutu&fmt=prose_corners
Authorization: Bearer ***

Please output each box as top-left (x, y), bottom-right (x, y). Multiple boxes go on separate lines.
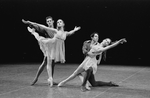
top-left (56, 31), bottom-right (66, 40)
top-left (89, 43), bottom-right (103, 56)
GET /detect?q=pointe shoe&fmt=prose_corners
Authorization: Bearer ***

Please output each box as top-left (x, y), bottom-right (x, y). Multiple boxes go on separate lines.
top-left (48, 78), bottom-right (53, 87)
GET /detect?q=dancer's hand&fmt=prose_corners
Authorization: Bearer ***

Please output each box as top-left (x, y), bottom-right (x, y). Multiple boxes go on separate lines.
top-left (74, 26), bottom-right (81, 31)
top-left (120, 38), bottom-right (127, 44)
top-left (22, 19), bottom-right (29, 24)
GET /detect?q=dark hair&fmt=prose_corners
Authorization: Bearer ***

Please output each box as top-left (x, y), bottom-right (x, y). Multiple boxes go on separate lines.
top-left (46, 16), bottom-right (53, 20)
top-left (90, 32), bottom-right (99, 38)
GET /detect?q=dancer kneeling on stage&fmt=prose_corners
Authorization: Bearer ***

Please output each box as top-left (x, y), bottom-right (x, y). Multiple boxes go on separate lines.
top-left (58, 33), bottom-right (126, 91)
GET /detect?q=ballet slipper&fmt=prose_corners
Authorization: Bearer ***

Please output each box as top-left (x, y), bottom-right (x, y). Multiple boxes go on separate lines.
top-left (48, 78), bottom-right (53, 87)
top-left (85, 83), bottom-right (91, 90)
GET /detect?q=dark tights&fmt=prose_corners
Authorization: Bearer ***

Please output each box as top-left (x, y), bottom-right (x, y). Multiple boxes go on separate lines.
top-left (82, 67), bottom-right (114, 87)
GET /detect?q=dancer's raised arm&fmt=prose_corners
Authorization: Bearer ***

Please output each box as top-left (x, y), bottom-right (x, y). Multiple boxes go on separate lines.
top-left (66, 26), bottom-right (81, 35)
top-left (89, 38), bottom-right (127, 55)
top-left (100, 38), bottom-right (126, 52)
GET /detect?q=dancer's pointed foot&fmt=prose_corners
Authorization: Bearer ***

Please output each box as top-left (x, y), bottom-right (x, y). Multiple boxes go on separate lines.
top-left (58, 81), bottom-right (65, 87)
top-left (85, 83), bottom-right (91, 90)
top-left (81, 86), bottom-right (90, 92)
top-left (48, 78), bottom-right (53, 87)
top-left (31, 78), bottom-right (38, 86)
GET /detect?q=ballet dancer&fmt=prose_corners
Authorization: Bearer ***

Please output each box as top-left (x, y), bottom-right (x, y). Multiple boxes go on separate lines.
top-left (58, 33), bottom-right (126, 91)
top-left (23, 16), bottom-right (57, 85)
top-left (80, 37), bottom-right (126, 91)
top-left (22, 18), bottom-right (80, 86)
top-left (27, 26), bottom-right (57, 86)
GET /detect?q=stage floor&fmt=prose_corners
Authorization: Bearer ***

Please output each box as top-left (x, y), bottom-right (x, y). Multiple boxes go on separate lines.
top-left (0, 64), bottom-right (150, 98)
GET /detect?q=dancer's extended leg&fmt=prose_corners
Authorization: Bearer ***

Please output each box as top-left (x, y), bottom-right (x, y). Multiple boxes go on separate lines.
top-left (47, 57), bottom-right (53, 87)
top-left (88, 70), bottom-right (119, 87)
top-left (51, 60), bottom-right (58, 85)
top-left (58, 58), bottom-right (88, 87)
top-left (31, 56), bottom-right (47, 85)
top-left (58, 67), bottom-right (85, 87)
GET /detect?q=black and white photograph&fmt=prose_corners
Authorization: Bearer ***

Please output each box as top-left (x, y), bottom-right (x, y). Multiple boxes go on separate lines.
top-left (0, 0), bottom-right (150, 97)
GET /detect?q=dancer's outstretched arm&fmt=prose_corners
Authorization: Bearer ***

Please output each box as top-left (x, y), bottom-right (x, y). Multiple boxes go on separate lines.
top-left (66, 26), bottom-right (81, 35)
top-left (100, 38), bottom-right (126, 52)
top-left (90, 38), bottom-right (127, 55)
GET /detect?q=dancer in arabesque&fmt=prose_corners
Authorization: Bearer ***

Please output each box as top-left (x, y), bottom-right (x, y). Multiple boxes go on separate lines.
top-left (22, 18), bottom-right (80, 86)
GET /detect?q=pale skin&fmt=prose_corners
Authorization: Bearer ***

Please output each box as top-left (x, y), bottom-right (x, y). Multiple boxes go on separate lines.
top-left (58, 38), bottom-right (127, 89)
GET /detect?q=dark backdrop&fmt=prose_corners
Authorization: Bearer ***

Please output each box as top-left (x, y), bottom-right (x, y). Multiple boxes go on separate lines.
top-left (0, 0), bottom-right (149, 66)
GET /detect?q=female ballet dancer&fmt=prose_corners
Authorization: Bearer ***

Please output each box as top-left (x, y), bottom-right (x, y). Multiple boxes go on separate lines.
top-left (22, 19), bottom-right (80, 86)
top-left (27, 27), bottom-right (57, 86)
top-left (80, 33), bottom-right (116, 91)
top-left (27, 26), bottom-right (58, 85)
top-left (80, 38), bottom-right (126, 91)
top-left (58, 34), bottom-right (126, 91)
top-left (28, 16), bottom-right (56, 85)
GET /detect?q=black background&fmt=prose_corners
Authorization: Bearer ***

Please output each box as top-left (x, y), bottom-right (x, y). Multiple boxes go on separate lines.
top-left (0, 0), bottom-right (149, 66)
